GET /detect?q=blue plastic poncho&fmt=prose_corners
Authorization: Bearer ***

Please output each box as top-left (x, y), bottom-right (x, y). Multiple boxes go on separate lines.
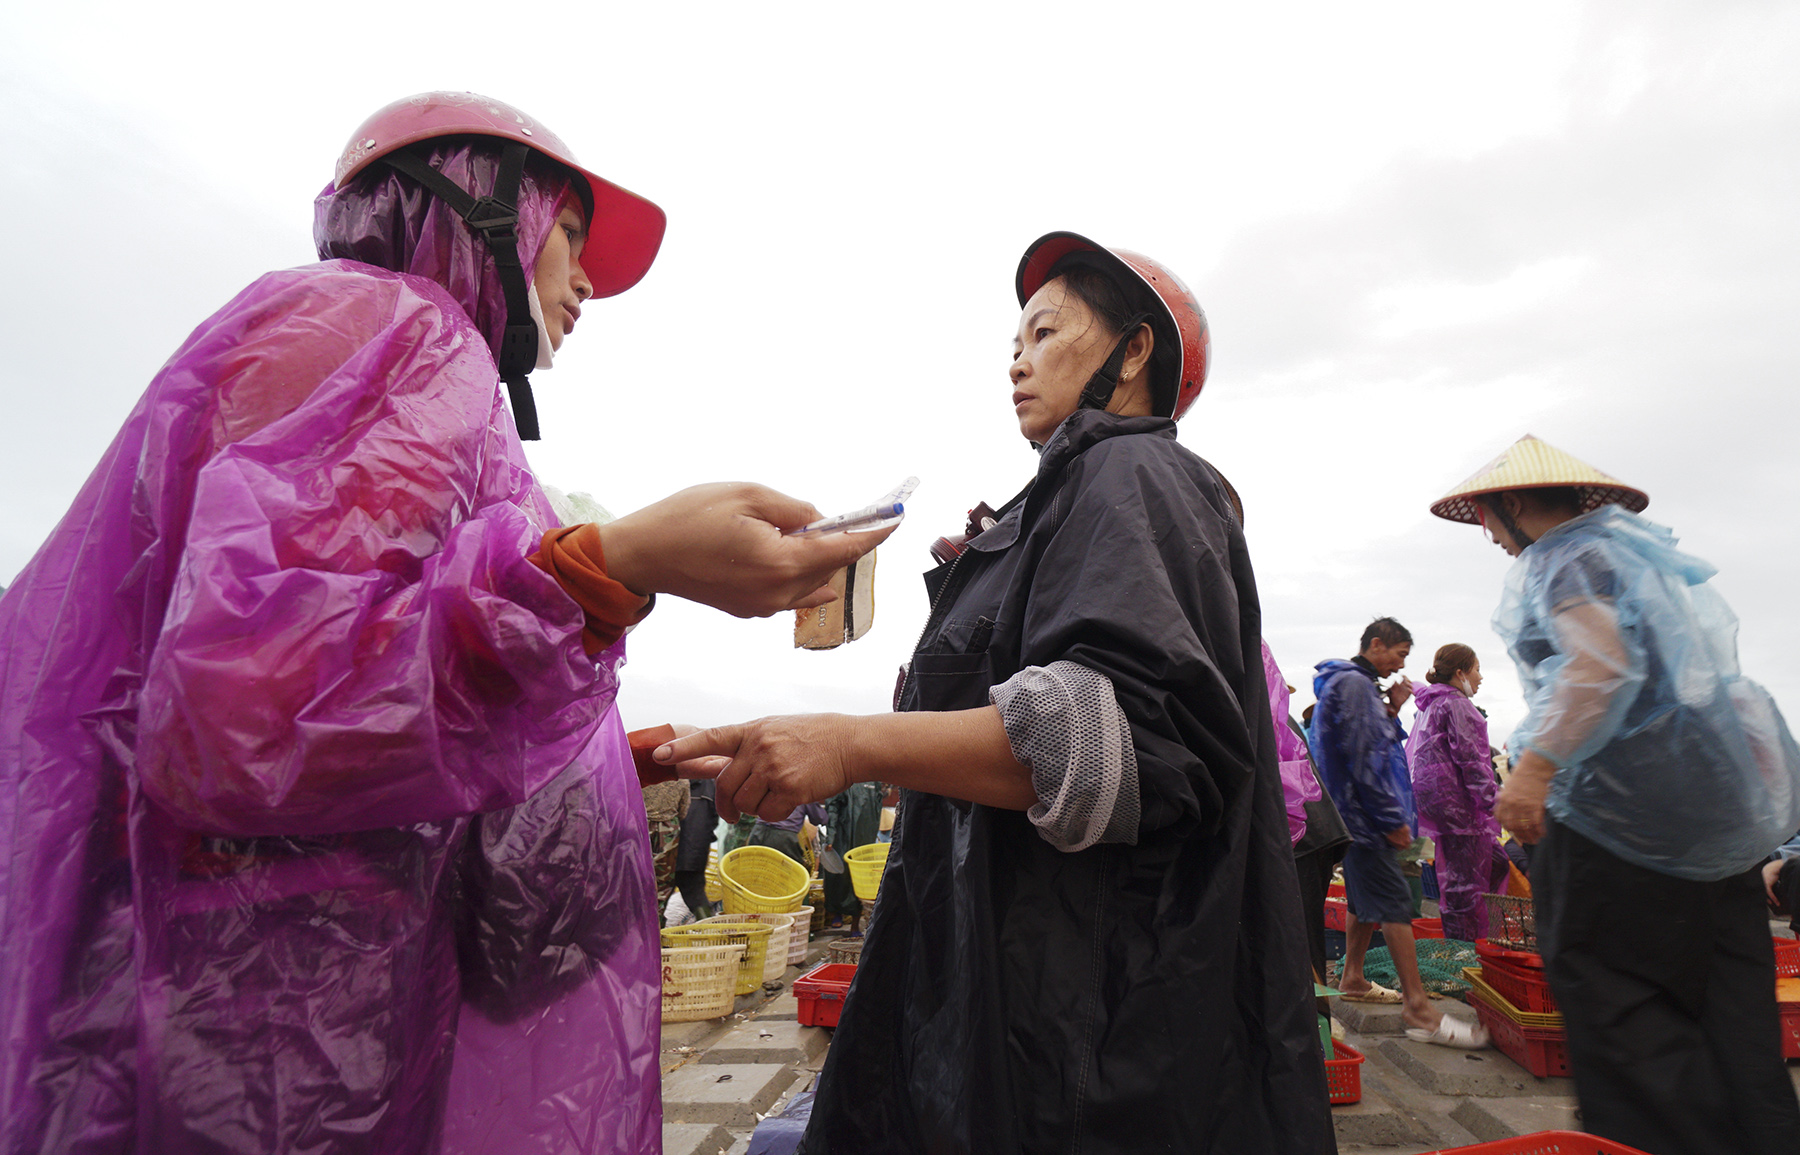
top-left (1496, 504), bottom-right (1800, 881)
top-left (0, 142), bottom-right (660, 1153)
top-left (1309, 659), bottom-right (1414, 848)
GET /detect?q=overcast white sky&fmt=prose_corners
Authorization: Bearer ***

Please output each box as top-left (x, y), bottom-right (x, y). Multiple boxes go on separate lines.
top-left (4, 0), bottom-right (1796, 750)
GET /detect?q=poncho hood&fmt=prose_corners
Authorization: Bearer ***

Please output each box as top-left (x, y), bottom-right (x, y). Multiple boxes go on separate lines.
top-left (314, 138), bottom-right (572, 363)
top-left (1411, 681), bottom-right (1465, 713)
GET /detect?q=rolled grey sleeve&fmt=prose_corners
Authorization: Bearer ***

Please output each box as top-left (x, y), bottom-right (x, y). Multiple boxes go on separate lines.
top-left (990, 661), bottom-right (1140, 852)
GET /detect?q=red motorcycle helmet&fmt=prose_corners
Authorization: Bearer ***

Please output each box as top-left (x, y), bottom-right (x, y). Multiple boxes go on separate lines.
top-left (336, 92), bottom-right (666, 299)
top-left (1015, 231), bottom-right (1210, 420)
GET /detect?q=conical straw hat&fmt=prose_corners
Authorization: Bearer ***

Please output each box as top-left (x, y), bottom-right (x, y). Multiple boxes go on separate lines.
top-left (1429, 434), bottom-right (1648, 524)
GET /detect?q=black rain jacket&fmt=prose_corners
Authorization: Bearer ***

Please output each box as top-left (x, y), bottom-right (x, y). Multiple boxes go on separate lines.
top-left (800, 411), bottom-right (1334, 1154)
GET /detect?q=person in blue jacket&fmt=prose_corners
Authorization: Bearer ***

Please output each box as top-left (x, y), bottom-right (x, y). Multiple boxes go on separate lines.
top-left (1432, 434), bottom-right (1800, 1155)
top-left (1311, 618), bottom-right (1487, 1048)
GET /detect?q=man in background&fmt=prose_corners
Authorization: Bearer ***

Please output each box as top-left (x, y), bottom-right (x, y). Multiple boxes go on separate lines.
top-left (1311, 618), bottom-right (1484, 1048)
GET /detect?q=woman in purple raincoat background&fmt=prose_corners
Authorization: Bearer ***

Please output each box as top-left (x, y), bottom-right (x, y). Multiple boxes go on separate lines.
top-left (1407, 643), bottom-right (1509, 942)
top-left (0, 92), bottom-right (884, 1154)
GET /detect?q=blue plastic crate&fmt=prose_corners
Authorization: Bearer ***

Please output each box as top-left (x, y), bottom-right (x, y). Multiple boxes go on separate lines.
top-left (1421, 861), bottom-right (1440, 901)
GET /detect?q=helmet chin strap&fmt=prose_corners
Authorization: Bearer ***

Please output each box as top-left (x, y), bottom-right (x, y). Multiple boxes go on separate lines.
top-left (1076, 313), bottom-right (1152, 414)
top-left (379, 143), bottom-right (542, 439)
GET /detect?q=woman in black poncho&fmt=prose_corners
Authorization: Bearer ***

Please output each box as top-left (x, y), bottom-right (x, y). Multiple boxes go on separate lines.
top-left (659, 232), bottom-right (1333, 1153)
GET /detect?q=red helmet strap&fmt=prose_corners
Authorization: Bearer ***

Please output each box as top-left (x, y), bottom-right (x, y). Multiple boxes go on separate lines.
top-left (1077, 312), bottom-right (1153, 415)
top-left (379, 142), bottom-right (544, 440)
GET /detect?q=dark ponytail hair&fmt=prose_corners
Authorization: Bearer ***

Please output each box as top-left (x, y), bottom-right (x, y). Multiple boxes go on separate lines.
top-left (1426, 643), bottom-right (1478, 685)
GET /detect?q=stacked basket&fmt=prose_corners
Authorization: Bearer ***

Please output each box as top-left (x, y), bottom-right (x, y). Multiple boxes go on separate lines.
top-left (786, 906), bottom-right (814, 966)
top-left (660, 943), bottom-right (743, 1023)
top-left (698, 913), bottom-right (794, 982)
top-left (662, 921), bottom-right (774, 997)
top-left (1469, 894), bottom-right (1567, 1077)
top-left (1772, 936), bottom-right (1799, 1058)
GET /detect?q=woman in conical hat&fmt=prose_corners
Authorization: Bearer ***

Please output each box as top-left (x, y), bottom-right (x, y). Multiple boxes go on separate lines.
top-left (1429, 434), bottom-right (1800, 1155)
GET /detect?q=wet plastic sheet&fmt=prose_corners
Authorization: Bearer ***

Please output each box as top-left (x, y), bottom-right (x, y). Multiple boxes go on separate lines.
top-left (0, 142), bottom-right (660, 1153)
top-left (1407, 682), bottom-right (1497, 840)
top-left (1496, 505), bottom-right (1800, 880)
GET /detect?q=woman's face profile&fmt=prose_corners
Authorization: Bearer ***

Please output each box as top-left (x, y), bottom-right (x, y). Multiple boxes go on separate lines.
top-left (1009, 277), bottom-right (1117, 444)
top-left (533, 199), bottom-right (593, 351)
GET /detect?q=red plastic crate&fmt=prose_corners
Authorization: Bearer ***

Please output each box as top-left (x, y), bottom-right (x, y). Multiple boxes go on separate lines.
top-left (793, 962), bottom-right (856, 1028)
top-left (1478, 957), bottom-right (1558, 1014)
top-left (1421, 1130), bottom-right (1653, 1153)
top-left (1327, 880), bottom-right (1346, 900)
top-left (1475, 938), bottom-right (1544, 970)
top-left (1466, 983), bottom-right (1570, 1078)
top-left (1323, 897), bottom-right (1347, 932)
top-left (1412, 917), bottom-right (1444, 940)
top-left (1774, 935), bottom-right (1799, 978)
top-left (1323, 1038), bottom-right (1363, 1105)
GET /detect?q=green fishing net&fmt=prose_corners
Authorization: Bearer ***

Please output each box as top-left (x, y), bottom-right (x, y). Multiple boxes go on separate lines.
top-left (1358, 939), bottom-right (1479, 997)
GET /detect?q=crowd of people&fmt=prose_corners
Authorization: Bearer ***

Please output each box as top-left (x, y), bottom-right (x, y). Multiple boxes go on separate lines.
top-left (0, 89), bottom-right (1797, 1155)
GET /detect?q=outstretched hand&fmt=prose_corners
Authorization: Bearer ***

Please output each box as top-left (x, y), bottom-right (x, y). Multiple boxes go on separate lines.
top-left (597, 483), bottom-right (896, 619)
top-left (656, 714), bottom-right (857, 822)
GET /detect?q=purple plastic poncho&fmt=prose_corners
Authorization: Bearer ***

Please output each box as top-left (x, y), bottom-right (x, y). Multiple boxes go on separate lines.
top-left (0, 143), bottom-right (660, 1154)
top-left (1405, 681), bottom-right (1497, 841)
top-left (1262, 640), bottom-right (1319, 844)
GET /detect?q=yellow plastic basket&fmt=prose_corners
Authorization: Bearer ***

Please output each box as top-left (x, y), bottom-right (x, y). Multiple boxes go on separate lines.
top-left (719, 846), bottom-right (809, 914)
top-left (844, 843), bottom-right (890, 903)
top-left (704, 849), bottom-right (723, 903)
top-left (1461, 967), bottom-right (1564, 1031)
top-left (699, 913), bottom-right (794, 981)
top-left (660, 944), bottom-right (743, 1023)
top-left (662, 923), bottom-right (773, 996)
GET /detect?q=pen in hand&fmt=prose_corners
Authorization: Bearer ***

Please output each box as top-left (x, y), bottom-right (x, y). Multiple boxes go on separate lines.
top-left (784, 502), bottom-right (905, 537)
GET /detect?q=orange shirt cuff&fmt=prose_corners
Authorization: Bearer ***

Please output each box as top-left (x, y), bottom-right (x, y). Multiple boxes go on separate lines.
top-left (528, 522), bottom-right (653, 656)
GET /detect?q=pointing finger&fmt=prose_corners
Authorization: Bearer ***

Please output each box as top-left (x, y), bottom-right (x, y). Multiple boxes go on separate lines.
top-left (656, 724), bottom-right (745, 764)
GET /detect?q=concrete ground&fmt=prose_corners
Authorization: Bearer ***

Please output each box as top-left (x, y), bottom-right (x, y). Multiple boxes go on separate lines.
top-left (661, 922), bottom-right (1800, 1154)
top-left (659, 932), bottom-right (838, 1155)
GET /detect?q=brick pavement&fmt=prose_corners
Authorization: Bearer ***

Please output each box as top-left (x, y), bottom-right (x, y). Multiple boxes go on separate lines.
top-left (662, 927), bottom-right (1800, 1153)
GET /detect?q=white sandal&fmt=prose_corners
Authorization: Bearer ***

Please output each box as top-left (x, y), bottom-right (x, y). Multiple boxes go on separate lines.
top-left (1405, 1016), bottom-right (1490, 1050)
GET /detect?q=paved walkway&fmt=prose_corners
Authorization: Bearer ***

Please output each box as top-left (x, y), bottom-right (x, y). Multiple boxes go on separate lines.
top-left (661, 927), bottom-right (1800, 1154)
top-left (660, 934), bottom-right (837, 1155)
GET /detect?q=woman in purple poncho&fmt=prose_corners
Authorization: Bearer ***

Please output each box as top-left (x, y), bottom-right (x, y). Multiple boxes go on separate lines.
top-left (0, 92), bottom-right (884, 1155)
top-left (1407, 643), bottom-right (1509, 942)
